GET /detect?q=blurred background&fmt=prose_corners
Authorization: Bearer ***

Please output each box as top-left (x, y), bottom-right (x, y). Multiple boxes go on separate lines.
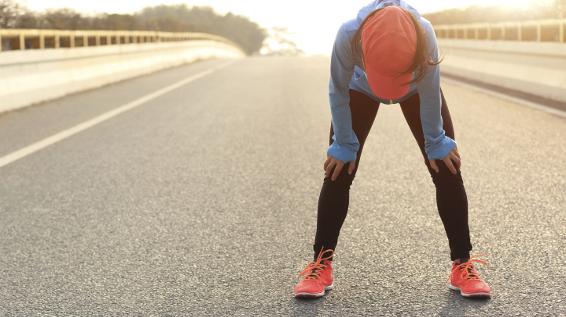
top-left (0, 1), bottom-right (565, 316)
top-left (0, 0), bottom-right (564, 54)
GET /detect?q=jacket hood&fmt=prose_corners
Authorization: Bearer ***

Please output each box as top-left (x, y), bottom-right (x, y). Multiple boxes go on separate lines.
top-left (357, 0), bottom-right (421, 24)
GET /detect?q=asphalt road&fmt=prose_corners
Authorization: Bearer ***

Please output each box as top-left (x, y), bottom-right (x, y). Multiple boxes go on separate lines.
top-left (0, 57), bottom-right (565, 316)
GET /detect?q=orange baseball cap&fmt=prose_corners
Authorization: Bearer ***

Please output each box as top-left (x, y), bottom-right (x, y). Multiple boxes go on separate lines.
top-left (361, 6), bottom-right (417, 100)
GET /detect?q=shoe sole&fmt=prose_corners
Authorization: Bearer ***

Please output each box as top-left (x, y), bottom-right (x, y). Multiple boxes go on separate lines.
top-left (449, 284), bottom-right (491, 298)
top-left (294, 283), bottom-right (334, 298)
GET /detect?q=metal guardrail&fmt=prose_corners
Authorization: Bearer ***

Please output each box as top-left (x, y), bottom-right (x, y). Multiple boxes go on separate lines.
top-left (434, 19), bottom-right (566, 43)
top-left (0, 29), bottom-right (237, 52)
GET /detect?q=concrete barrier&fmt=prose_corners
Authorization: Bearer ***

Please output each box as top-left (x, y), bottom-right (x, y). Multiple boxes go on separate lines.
top-left (438, 39), bottom-right (566, 104)
top-left (434, 19), bottom-right (566, 43)
top-left (0, 40), bottom-right (244, 113)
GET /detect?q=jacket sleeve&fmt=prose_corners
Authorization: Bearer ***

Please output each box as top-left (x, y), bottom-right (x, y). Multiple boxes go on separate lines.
top-left (327, 23), bottom-right (360, 163)
top-left (416, 20), bottom-right (457, 160)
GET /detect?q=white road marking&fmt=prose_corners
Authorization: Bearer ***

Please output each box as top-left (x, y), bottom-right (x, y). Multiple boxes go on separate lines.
top-left (0, 60), bottom-right (236, 169)
top-left (442, 77), bottom-right (566, 119)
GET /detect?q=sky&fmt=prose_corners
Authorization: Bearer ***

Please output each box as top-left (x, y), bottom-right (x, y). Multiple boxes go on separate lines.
top-left (18, 0), bottom-right (550, 54)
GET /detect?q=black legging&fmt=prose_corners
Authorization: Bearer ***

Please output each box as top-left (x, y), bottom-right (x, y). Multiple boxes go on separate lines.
top-left (314, 88), bottom-right (472, 261)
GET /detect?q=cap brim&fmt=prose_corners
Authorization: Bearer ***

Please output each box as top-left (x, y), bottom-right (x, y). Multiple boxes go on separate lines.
top-left (366, 69), bottom-right (412, 101)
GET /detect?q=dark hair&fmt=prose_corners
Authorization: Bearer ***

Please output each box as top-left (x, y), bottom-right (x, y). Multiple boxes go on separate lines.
top-left (352, 8), bottom-right (442, 85)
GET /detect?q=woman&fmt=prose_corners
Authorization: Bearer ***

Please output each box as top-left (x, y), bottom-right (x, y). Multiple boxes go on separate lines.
top-left (294, 0), bottom-right (491, 299)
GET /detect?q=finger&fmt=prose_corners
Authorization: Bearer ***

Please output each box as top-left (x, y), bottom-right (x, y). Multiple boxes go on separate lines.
top-left (429, 160), bottom-right (439, 173)
top-left (454, 148), bottom-right (461, 159)
top-left (450, 153), bottom-right (461, 170)
top-left (348, 161), bottom-right (356, 175)
top-left (325, 160), bottom-right (336, 177)
top-left (443, 157), bottom-right (457, 175)
top-left (324, 159), bottom-right (334, 176)
top-left (324, 157), bottom-right (332, 171)
top-left (331, 162), bottom-right (344, 181)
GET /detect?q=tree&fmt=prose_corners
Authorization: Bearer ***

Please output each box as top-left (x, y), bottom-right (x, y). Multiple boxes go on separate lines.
top-left (424, 3), bottom-right (558, 25)
top-left (42, 9), bottom-right (86, 29)
top-left (0, 0), bottom-right (22, 28)
top-left (0, 2), bottom-right (267, 54)
top-left (135, 5), bottom-right (265, 54)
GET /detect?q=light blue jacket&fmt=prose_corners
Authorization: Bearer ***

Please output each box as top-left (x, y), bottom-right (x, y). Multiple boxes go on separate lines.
top-left (327, 0), bottom-right (457, 162)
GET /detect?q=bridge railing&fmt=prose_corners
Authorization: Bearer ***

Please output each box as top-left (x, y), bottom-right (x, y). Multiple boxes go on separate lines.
top-left (0, 28), bottom-right (244, 113)
top-left (435, 19), bottom-right (566, 106)
top-left (0, 29), bottom-right (237, 52)
top-left (434, 19), bottom-right (566, 43)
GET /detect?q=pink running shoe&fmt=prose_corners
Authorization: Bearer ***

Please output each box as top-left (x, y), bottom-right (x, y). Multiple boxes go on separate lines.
top-left (449, 255), bottom-right (492, 298)
top-left (294, 248), bottom-right (334, 298)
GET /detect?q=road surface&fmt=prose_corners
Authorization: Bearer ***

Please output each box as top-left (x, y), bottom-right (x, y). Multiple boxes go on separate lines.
top-left (0, 57), bottom-right (564, 316)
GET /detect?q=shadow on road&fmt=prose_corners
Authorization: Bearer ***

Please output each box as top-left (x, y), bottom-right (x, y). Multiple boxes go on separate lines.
top-left (289, 296), bottom-right (330, 317)
top-left (438, 290), bottom-right (491, 317)
top-left (287, 290), bottom-right (492, 316)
